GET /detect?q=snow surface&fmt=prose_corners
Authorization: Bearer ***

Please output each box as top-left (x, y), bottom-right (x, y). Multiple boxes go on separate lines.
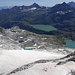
top-left (0, 50), bottom-right (74, 75)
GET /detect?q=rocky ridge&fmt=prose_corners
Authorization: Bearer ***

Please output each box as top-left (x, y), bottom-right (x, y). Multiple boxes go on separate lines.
top-left (0, 26), bottom-right (65, 50)
top-left (0, 26), bottom-right (74, 54)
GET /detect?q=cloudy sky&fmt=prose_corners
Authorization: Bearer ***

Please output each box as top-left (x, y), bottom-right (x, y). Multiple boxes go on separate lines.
top-left (0, 0), bottom-right (74, 6)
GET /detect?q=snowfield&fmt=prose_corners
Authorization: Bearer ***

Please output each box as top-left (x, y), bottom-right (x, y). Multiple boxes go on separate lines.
top-left (0, 50), bottom-right (75, 75)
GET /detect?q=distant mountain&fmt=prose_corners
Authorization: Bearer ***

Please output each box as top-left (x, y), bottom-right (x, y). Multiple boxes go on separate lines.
top-left (51, 2), bottom-right (74, 12)
top-left (68, 1), bottom-right (75, 8)
top-left (29, 3), bottom-right (41, 8)
top-left (11, 3), bottom-right (44, 11)
top-left (0, 2), bottom-right (74, 26)
top-left (0, 2), bottom-right (75, 41)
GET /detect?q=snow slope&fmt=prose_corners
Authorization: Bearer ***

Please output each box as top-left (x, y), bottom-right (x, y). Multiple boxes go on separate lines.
top-left (0, 50), bottom-right (74, 75)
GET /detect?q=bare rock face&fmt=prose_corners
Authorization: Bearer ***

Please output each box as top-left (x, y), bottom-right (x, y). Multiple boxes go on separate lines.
top-left (0, 27), bottom-right (22, 50)
top-left (3, 26), bottom-right (66, 50)
top-left (65, 51), bottom-right (75, 62)
top-left (0, 35), bottom-right (22, 50)
top-left (55, 51), bottom-right (75, 65)
top-left (0, 26), bottom-right (74, 51)
top-left (0, 27), bottom-right (5, 35)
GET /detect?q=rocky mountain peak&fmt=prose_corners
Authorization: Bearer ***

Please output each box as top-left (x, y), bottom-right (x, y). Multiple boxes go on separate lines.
top-left (51, 2), bottom-right (74, 12)
top-left (62, 2), bottom-right (66, 5)
top-left (30, 3), bottom-right (41, 8)
top-left (68, 1), bottom-right (75, 8)
top-left (68, 1), bottom-right (75, 4)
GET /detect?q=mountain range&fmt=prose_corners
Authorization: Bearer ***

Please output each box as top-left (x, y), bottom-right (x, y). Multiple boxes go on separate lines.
top-left (68, 1), bottom-right (75, 8)
top-left (0, 2), bottom-right (75, 40)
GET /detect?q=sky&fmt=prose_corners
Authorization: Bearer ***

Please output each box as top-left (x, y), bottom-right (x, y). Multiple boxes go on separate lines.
top-left (0, 0), bottom-right (75, 7)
